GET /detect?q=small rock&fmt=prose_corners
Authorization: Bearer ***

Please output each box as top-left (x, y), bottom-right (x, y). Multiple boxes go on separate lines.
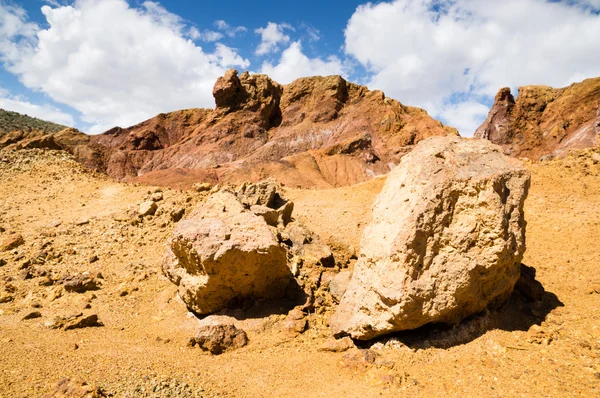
top-left (139, 201), bottom-right (158, 216)
top-left (43, 378), bottom-right (100, 398)
top-left (38, 276), bottom-right (54, 286)
top-left (74, 217), bottom-right (90, 226)
top-left (22, 311), bottom-right (42, 320)
top-left (587, 285), bottom-right (600, 295)
top-left (1, 234), bottom-right (24, 251)
top-left (282, 318), bottom-right (307, 335)
top-left (287, 308), bottom-right (305, 320)
top-left (151, 192), bottom-right (163, 202)
top-left (170, 208), bottom-right (185, 222)
top-left (46, 220), bottom-right (62, 228)
top-left (0, 259), bottom-right (6, 267)
top-left (64, 313), bottom-right (102, 330)
top-left (318, 337), bottom-right (355, 352)
top-left (193, 182), bottom-right (212, 192)
top-left (0, 292), bottom-right (14, 303)
top-left (189, 324), bottom-right (248, 355)
top-left (60, 273), bottom-right (100, 293)
top-left (89, 255), bottom-right (99, 264)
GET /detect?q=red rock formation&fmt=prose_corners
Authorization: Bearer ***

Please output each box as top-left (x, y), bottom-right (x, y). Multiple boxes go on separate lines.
top-left (475, 77), bottom-right (600, 159)
top-left (85, 70), bottom-right (457, 189)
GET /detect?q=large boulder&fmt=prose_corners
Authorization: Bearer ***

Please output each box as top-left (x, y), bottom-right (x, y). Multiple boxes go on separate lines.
top-left (331, 136), bottom-right (530, 340)
top-left (162, 191), bottom-right (291, 315)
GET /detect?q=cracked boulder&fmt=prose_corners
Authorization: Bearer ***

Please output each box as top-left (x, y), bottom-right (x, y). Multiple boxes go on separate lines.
top-left (331, 136), bottom-right (531, 340)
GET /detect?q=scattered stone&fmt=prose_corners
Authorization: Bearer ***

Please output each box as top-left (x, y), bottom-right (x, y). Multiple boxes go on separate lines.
top-left (331, 137), bottom-right (531, 340)
top-left (515, 264), bottom-right (545, 302)
top-left (0, 259), bottom-right (6, 267)
top-left (42, 378), bottom-right (103, 398)
top-left (287, 308), bottom-right (305, 320)
top-left (1, 234), bottom-right (24, 251)
top-left (163, 191), bottom-right (290, 315)
top-left (282, 318), bottom-right (307, 335)
top-left (318, 337), bottom-right (355, 352)
top-left (22, 311), bottom-right (42, 320)
top-left (193, 182), bottom-right (212, 192)
top-left (74, 217), bottom-right (90, 226)
top-left (151, 192), bottom-right (163, 202)
top-left (170, 208), bottom-right (185, 222)
top-left (0, 292), bottom-right (14, 303)
top-left (89, 255), bottom-right (99, 264)
top-left (64, 313), bottom-right (102, 330)
top-left (329, 271), bottom-right (351, 303)
top-left (38, 276), bottom-right (54, 286)
top-left (60, 273), bottom-right (100, 293)
top-left (139, 201), bottom-right (158, 216)
top-left (46, 220), bottom-right (63, 228)
top-left (588, 285), bottom-right (600, 295)
top-left (189, 324), bottom-right (248, 355)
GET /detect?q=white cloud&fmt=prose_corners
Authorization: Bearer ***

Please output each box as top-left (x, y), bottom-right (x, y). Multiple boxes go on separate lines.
top-left (345, 0), bottom-right (600, 136)
top-left (215, 20), bottom-right (247, 37)
top-left (0, 0), bottom-right (250, 134)
top-left (0, 86), bottom-right (75, 127)
top-left (255, 22), bottom-right (293, 56)
top-left (260, 41), bottom-right (345, 84)
top-left (437, 101), bottom-right (491, 136)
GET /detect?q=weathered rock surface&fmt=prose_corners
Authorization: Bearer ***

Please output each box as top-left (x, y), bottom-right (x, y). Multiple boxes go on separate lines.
top-left (331, 136), bottom-right (530, 340)
top-left (189, 324), bottom-right (248, 355)
top-left (475, 77), bottom-right (600, 159)
top-left (162, 191), bottom-right (291, 315)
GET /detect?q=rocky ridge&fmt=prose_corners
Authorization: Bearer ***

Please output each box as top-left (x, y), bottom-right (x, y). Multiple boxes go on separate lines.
top-left (1, 70), bottom-right (458, 189)
top-left (475, 77), bottom-right (600, 159)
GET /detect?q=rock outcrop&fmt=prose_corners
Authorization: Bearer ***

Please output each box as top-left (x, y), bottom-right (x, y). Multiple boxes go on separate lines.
top-left (475, 77), bottom-right (600, 159)
top-left (54, 70), bottom-right (456, 189)
top-left (162, 190), bottom-right (291, 315)
top-left (330, 136), bottom-right (530, 340)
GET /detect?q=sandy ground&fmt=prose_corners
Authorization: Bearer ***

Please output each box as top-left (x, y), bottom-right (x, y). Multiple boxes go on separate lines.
top-left (0, 149), bottom-right (599, 397)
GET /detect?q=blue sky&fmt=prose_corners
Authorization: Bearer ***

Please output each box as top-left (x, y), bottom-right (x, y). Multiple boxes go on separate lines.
top-left (1, 0), bottom-right (600, 135)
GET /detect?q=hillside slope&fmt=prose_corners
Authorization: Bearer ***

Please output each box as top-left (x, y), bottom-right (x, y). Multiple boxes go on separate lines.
top-left (475, 77), bottom-right (600, 159)
top-left (0, 109), bottom-right (68, 135)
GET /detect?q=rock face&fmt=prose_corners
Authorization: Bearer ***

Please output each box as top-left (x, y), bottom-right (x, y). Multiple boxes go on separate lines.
top-left (27, 69), bottom-right (455, 189)
top-left (475, 77), bottom-right (600, 159)
top-left (330, 136), bottom-right (530, 340)
top-left (162, 190), bottom-right (291, 315)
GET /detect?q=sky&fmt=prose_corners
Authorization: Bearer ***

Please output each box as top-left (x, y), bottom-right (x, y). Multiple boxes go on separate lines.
top-left (1, 0), bottom-right (600, 136)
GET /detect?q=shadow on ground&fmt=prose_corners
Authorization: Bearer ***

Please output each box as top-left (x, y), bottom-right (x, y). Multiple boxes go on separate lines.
top-left (361, 265), bottom-right (564, 350)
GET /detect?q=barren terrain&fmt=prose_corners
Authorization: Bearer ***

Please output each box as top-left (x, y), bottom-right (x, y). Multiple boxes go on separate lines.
top-left (1, 148), bottom-right (599, 397)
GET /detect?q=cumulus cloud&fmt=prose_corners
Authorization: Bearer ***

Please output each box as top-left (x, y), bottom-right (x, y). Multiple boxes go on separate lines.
top-left (255, 22), bottom-right (293, 55)
top-left (260, 41), bottom-right (345, 84)
top-left (0, 0), bottom-right (250, 134)
top-left (0, 86), bottom-right (75, 126)
top-left (344, 0), bottom-right (600, 136)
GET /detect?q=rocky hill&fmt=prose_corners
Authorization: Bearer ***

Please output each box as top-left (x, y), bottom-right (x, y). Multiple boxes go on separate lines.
top-left (475, 77), bottom-right (600, 160)
top-left (0, 109), bottom-right (69, 135)
top-left (86, 70), bottom-right (457, 189)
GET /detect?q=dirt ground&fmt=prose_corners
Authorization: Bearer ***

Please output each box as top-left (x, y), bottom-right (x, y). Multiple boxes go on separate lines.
top-left (0, 149), bottom-right (599, 397)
